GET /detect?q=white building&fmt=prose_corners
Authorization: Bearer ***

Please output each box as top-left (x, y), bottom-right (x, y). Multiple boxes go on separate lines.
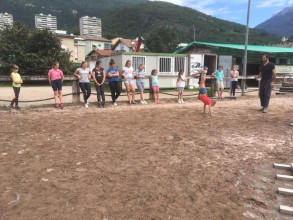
top-left (35, 14), bottom-right (57, 31)
top-left (0, 12), bottom-right (13, 29)
top-left (79, 16), bottom-right (102, 36)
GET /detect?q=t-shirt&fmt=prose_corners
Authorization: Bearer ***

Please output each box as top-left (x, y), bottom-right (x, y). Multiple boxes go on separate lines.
top-left (76, 67), bottom-right (90, 83)
top-left (92, 67), bottom-right (104, 83)
top-left (230, 70), bottom-right (239, 82)
top-left (123, 66), bottom-right (134, 79)
top-left (260, 62), bottom-right (275, 80)
top-left (178, 75), bottom-right (186, 87)
top-left (151, 75), bottom-right (159, 87)
top-left (11, 72), bottom-right (21, 88)
top-left (107, 68), bottom-right (119, 82)
top-left (215, 70), bottom-right (224, 81)
top-left (136, 69), bottom-right (145, 83)
top-left (48, 68), bottom-right (63, 81)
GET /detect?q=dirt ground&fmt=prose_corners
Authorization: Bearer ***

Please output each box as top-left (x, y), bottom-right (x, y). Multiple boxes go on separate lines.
top-left (1, 92), bottom-right (293, 220)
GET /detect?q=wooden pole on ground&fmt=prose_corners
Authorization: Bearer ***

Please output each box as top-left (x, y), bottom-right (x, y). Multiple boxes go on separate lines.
top-left (72, 79), bottom-right (80, 103)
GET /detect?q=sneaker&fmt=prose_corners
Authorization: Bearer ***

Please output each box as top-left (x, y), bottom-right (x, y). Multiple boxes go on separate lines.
top-left (143, 100), bottom-right (148, 104)
top-left (85, 103), bottom-right (89, 108)
top-left (259, 107), bottom-right (264, 111)
top-left (181, 99), bottom-right (185, 104)
top-left (15, 106), bottom-right (20, 110)
top-left (8, 105), bottom-right (14, 109)
top-left (59, 103), bottom-right (64, 109)
top-left (154, 100), bottom-right (158, 104)
top-left (131, 100), bottom-right (136, 104)
top-left (113, 102), bottom-right (118, 106)
top-left (157, 99), bottom-right (160, 104)
top-left (262, 108), bottom-right (268, 113)
top-left (140, 100), bottom-right (144, 104)
top-left (98, 102), bottom-right (101, 108)
top-left (178, 99), bottom-right (182, 104)
top-left (55, 103), bottom-right (59, 108)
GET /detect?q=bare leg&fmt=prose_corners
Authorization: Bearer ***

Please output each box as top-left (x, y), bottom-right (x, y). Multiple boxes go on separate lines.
top-left (58, 90), bottom-right (63, 103)
top-left (54, 91), bottom-right (59, 104)
top-left (130, 83), bottom-right (136, 101)
top-left (125, 83), bottom-right (131, 102)
top-left (209, 105), bottom-right (212, 115)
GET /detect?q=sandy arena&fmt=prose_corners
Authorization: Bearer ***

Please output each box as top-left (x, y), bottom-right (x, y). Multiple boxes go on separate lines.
top-left (1, 90), bottom-right (293, 220)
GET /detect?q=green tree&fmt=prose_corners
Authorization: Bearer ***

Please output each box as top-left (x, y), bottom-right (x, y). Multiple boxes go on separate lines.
top-left (145, 26), bottom-right (180, 53)
top-left (0, 22), bottom-right (72, 75)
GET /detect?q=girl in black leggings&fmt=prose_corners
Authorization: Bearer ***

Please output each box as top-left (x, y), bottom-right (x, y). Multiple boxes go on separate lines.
top-left (230, 65), bottom-right (239, 99)
top-left (73, 61), bottom-right (92, 108)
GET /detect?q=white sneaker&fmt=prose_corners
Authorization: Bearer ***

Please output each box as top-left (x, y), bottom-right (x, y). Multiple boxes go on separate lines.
top-left (181, 99), bottom-right (185, 104)
top-left (143, 100), bottom-right (148, 104)
top-left (178, 99), bottom-right (182, 104)
top-left (113, 102), bottom-right (118, 106)
top-left (140, 100), bottom-right (144, 104)
top-left (85, 103), bottom-right (89, 108)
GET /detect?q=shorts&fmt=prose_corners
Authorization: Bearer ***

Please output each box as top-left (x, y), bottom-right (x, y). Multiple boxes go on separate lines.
top-left (199, 88), bottom-right (207, 94)
top-left (51, 79), bottom-right (62, 91)
top-left (178, 87), bottom-right (184, 92)
top-left (136, 81), bottom-right (144, 92)
top-left (217, 80), bottom-right (224, 90)
top-left (124, 78), bottom-right (134, 84)
top-left (153, 86), bottom-right (159, 92)
top-left (199, 94), bottom-right (212, 106)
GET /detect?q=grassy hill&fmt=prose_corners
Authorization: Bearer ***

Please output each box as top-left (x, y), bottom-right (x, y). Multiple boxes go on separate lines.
top-left (0, 0), bottom-right (147, 33)
top-left (102, 1), bottom-right (280, 45)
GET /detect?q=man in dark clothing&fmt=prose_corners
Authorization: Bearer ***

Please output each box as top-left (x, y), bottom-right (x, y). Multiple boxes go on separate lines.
top-left (256, 54), bottom-right (276, 113)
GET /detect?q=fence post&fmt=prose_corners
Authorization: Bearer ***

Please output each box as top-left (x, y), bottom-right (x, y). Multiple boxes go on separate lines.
top-left (149, 76), bottom-right (155, 101)
top-left (72, 79), bottom-right (80, 103)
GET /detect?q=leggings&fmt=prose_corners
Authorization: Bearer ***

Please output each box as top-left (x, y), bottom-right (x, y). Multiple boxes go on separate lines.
top-left (109, 81), bottom-right (121, 103)
top-left (79, 82), bottom-right (91, 103)
top-left (10, 87), bottom-right (20, 106)
top-left (96, 84), bottom-right (105, 102)
top-left (231, 81), bottom-right (237, 96)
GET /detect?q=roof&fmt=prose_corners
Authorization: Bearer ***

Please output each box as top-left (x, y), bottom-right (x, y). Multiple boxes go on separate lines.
top-left (112, 38), bottom-right (133, 50)
top-left (173, 42), bottom-right (293, 54)
top-left (87, 49), bottom-right (112, 57)
top-left (81, 35), bottom-right (111, 42)
top-left (111, 37), bottom-right (122, 45)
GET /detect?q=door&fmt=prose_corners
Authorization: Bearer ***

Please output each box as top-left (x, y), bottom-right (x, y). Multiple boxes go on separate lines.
top-left (218, 55), bottom-right (233, 89)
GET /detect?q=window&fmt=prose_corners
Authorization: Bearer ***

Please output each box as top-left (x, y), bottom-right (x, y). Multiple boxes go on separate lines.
top-left (104, 43), bottom-right (111, 50)
top-left (174, 57), bottom-right (185, 72)
top-left (159, 57), bottom-right (171, 73)
top-left (132, 56), bottom-right (146, 71)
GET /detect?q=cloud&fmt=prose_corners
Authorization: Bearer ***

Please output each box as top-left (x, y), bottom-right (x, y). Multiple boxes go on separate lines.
top-left (254, 0), bottom-right (288, 8)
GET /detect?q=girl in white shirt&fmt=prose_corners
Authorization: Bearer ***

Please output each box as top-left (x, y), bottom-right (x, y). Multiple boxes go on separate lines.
top-left (122, 60), bottom-right (136, 104)
top-left (176, 69), bottom-right (186, 104)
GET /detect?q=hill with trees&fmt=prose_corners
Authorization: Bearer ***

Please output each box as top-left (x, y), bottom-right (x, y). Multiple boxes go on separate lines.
top-left (0, 0), bottom-right (147, 34)
top-left (102, 1), bottom-right (280, 46)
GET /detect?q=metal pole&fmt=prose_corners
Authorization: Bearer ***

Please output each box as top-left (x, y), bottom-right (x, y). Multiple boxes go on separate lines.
top-left (242, 0), bottom-right (251, 96)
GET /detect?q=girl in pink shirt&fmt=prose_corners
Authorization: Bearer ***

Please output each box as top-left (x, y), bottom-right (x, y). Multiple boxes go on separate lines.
top-left (48, 62), bottom-right (65, 109)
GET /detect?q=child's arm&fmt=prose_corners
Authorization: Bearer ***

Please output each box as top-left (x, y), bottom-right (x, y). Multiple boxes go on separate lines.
top-left (101, 70), bottom-right (106, 85)
top-left (48, 74), bottom-right (51, 85)
top-left (88, 70), bottom-right (92, 79)
top-left (12, 75), bottom-right (22, 84)
top-left (92, 71), bottom-right (99, 85)
top-left (176, 78), bottom-right (179, 88)
top-left (73, 70), bottom-right (81, 80)
top-left (61, 72), bottom-right (64, 82)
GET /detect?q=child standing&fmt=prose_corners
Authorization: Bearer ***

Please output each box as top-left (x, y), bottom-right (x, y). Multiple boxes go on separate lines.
top-left (122, 60), bottom-right (136, 104)
top-left (107, 59), bottom-right (121, 106)
top-left (48, 62), bottom-right (65, 109)
top-left (230, 65), bottom-right (239, 99)
top-left (9, 64), bottom-right (23, 110)
top-left (136, 64), bottom-right (147, 104)
top-left (212, 66), bottom-right (224, 100)
top-left (92, 60), bottom-right (106, 108)
top-left (150, 69), bottom-right (160, 104)
top-left (73, 61), bottom-right (92, 108)
top-left (176, 69), bottom-right (186, 104)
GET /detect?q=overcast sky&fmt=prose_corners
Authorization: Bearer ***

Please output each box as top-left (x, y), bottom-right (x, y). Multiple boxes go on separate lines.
top-left (151, 0), bottom-right (293, 27)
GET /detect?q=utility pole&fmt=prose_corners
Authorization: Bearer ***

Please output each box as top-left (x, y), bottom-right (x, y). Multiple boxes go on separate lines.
top-left (242, 0), bottom-right (251, 95)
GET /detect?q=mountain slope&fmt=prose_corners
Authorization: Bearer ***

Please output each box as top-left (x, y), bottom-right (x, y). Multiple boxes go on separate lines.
top-left (255, 5), bottom-right (293, 37)
top-left (102, 2), bottom-right (280, 45)
top-left (0, 0), bottom-right (147, 33)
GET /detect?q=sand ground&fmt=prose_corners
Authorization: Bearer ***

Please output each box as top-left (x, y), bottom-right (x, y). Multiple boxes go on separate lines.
top-left (1, 88), bottom-right (293, 220)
